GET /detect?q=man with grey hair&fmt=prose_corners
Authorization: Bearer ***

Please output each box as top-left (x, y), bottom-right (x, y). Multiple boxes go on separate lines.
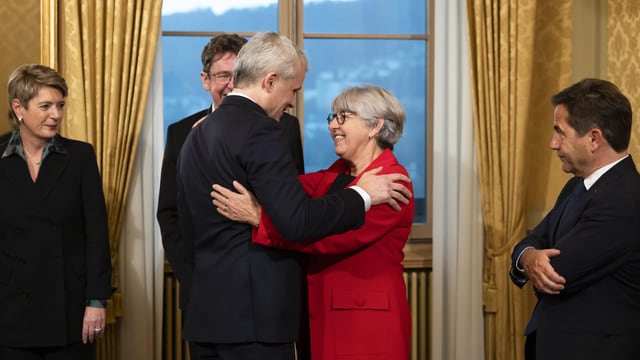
top-left (158, 33), bottom-right (304, 359)
top-left (177, 32), bottom-right (411, 359)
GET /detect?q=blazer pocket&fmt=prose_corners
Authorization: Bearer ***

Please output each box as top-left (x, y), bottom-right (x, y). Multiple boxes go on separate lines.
top-left (331, 290), bottom-right (390, 355)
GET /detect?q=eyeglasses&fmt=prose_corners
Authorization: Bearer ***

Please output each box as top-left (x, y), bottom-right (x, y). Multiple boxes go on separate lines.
top-left (327, 111), bottom-right (353, 125)
top-left (207, 71), bottom-right (233, 84)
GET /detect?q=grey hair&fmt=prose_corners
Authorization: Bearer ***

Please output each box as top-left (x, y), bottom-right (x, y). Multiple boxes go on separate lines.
top-left (332, 85), bottom-right (406, 149)
top-left (233, 32), bottom-right (309, 87)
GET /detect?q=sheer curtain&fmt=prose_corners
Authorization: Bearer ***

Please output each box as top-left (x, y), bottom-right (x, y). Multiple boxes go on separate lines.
top-left (431, 0), bottom-right (485, 359)
top-left (118, 36), bottom-right (165, 360)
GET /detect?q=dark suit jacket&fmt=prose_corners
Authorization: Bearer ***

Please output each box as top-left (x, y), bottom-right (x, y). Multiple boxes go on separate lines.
top-left (176, 95), bottom-right (364, 343)
top-left (157, 108), bottom-right (208, 309)
top-left (510, 156), bottom-right (640, 360)
top-left (157, 107), bottom-right (305, 309)
top-left (0, 135), bottom-right (112, 347)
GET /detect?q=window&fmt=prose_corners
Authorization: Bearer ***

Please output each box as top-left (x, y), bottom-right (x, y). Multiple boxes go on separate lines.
top-left (161, 0), bottom-right (432, 239)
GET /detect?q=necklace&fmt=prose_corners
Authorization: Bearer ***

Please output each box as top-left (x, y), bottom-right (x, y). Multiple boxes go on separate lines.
top-left (23, 148), bottom-right (41, 166)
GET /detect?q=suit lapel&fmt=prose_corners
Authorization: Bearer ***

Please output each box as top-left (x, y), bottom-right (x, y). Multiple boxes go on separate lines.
top-left (0, 155), bottom-right (55, 222)
top-left (553, 156), bottom-right (635, 246)
top-left (553, 190), bottom-right (591, 244)
top-left (549, 194), bottom-right (569, 243)
top-left (35, 151), bottom-right (68, 199)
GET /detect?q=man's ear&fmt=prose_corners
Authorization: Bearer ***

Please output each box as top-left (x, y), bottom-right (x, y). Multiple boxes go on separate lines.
top-left (262, 72), bottom-right (278, 92)
top-left (588, 128), bottom-right (605, 151)
top-left (200, 71), bottom-right (210, 91)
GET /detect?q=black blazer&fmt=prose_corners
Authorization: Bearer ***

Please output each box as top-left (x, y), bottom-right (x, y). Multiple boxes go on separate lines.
top-left (157, 107), bottom-right (305, 309)
top-left (157, 108), bottom-right (208, 309)
top-left (510, 156), bottom-right (640, 359)
top-left (177, 95), bottom-right (364, 343)
top-left (0, 135), bottom-right (112, 347)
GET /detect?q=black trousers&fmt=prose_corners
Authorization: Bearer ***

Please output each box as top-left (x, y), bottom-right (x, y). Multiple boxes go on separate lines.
top-left (181, 309), bottom-right (199, 360)
top-left (190, 341), bottom-right (295, 360)
top-left (0, 342), bottom-right (94, 360)
top-left (525, 332), bottom-right (536, 360)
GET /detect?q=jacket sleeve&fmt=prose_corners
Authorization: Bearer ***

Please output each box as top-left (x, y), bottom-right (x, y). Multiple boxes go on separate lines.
top-left (81, 144), bottom-right (113, 300)
top-left (508, 178), bottom-right (577, 288)
top-left (551, 177), bottom-right (640, 294)
top-left (244, 118), bottom-right (365, 242)
top-left (252, 163), bottom-right (414, 255)
top-left (156, 124), bottom-right (191, 286)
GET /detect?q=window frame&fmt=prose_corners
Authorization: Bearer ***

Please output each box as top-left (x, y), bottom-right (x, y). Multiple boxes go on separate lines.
top-left (161, 0), bottom-right (433, 241)
top-left (282, 0), bottom-right (433, 240)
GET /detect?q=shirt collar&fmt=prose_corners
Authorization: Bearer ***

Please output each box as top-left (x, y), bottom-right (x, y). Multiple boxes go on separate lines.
top-left (583, 154), bottom-right (628, 190)
top-left (227, 92), bottom-right (257, 104)
top-left (1, 131), bottom-right (67, 163)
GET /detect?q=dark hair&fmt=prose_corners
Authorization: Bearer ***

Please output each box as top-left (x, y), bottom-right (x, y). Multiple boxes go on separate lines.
top-left (201, 34), bottom-right (247, 73)
top-left (551, 78), bottom-right (632, 152)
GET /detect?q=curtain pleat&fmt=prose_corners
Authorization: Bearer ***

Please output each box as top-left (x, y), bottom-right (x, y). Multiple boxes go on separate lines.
top-left (466, 0), bottom-right (573, 358)
top-left (40, 0), bottom-right (162, 358)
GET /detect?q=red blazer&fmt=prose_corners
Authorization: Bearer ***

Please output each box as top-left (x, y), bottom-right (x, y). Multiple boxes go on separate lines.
top-left (254, 149), bottom-right (414, 360)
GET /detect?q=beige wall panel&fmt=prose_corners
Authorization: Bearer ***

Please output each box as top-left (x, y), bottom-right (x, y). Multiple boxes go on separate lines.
top-left (608, 0), bottom-right (640, 161)
top-left (0, 0), bottom-right (41, 135)
top-left (525, 0), bottom-right (612, 228)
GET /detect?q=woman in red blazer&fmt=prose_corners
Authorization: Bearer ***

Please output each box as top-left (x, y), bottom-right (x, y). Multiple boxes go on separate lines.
top-left (214, 85), bottom-right (414, 360)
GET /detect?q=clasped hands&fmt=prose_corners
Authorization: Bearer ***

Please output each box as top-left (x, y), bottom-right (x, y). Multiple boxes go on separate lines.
top-left (520, 248), bottom-right (566, 295)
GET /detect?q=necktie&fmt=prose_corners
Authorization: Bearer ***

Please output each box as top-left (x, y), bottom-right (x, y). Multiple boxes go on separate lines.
top-left (526, 180), bottom-right (586, 335)
top-left (557, 180), bottom-right (586, 230)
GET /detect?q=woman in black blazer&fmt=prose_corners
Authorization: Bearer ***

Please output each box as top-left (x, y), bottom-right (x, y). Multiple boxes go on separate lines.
top-left (0, 64), bottom-right (112, 360)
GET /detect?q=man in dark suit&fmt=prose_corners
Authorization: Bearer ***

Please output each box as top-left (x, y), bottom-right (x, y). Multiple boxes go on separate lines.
top-left (510, 78), bottom-right (640, 360)
top-left (177, 32), bottom-right (411, 360)
top-left (157, 33), bottom-right (305, 359)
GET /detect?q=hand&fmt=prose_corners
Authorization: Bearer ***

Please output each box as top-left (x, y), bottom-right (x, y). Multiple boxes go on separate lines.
top-left (212, 181), bottom-right (261, 226)
top-left (520, 248), bottom-right (566, 294)
top-left (82, 306), bottom-right (106, 344)
top-left (356, 167), bottom-right (412, 211)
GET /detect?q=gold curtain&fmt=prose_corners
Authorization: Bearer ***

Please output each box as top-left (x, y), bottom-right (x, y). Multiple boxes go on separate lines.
top-left (466, 0), bottom-right (573, 359)
top-left (40, 0), bottom-right (162, 358)
top-left (608, 1), bottom-right (640, 160)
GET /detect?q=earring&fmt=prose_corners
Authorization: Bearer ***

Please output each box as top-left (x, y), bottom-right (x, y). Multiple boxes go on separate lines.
top-left (18, 118), bottom-right (24, 125)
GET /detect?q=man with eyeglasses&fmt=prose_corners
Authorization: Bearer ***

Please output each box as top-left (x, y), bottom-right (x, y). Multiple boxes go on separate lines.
top-left (156, 33), bottom-right (305, 360)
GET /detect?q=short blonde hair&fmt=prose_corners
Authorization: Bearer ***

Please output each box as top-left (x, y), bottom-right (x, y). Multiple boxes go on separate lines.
top-left (8, 64), bottom-right (68, 111)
